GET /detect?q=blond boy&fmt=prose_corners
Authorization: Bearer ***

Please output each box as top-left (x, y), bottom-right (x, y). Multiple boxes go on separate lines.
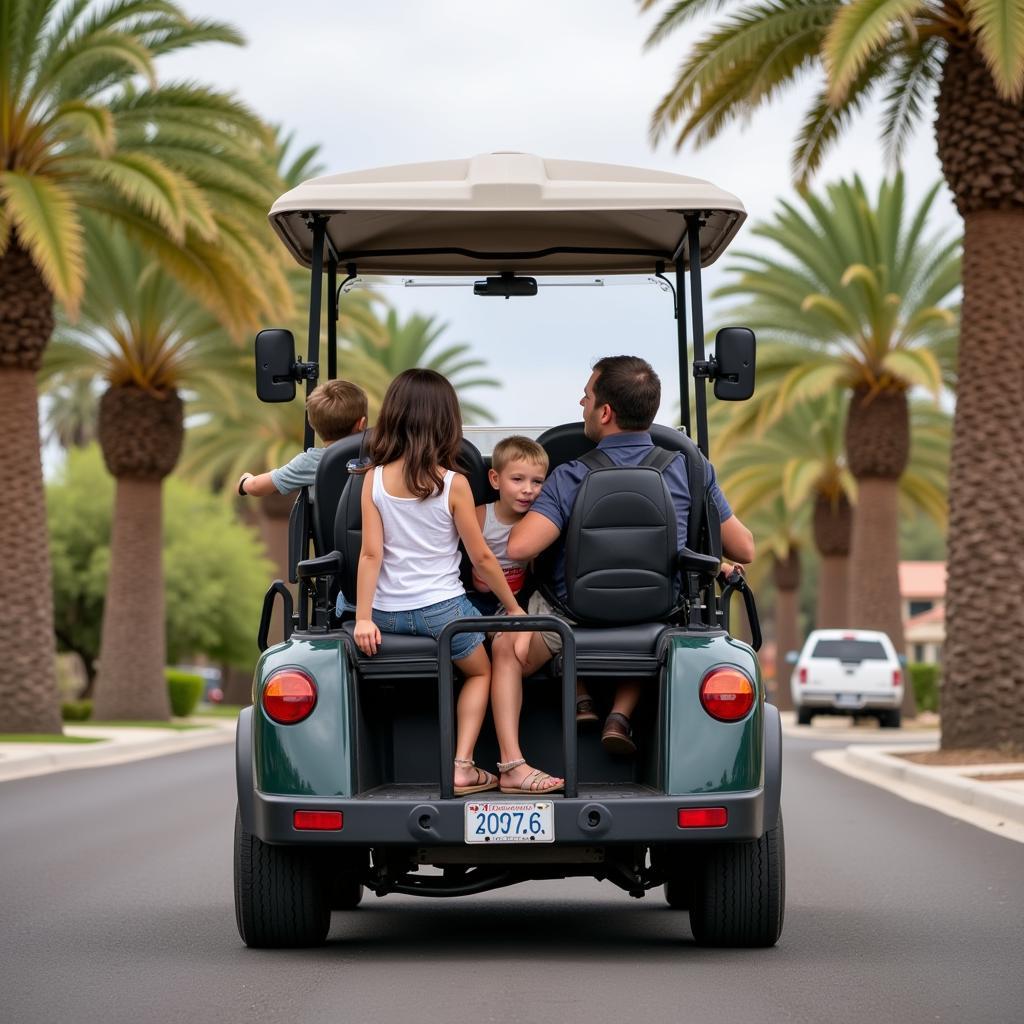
top-left (468, 436), bottom-right (548, 615)
top-left (238, 379), bottom-right (368, 498)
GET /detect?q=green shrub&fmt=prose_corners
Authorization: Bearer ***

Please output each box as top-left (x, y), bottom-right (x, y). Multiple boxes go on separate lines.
top-left (166, 669), bottom-right (204, 717)
top-left (61, 699), bottom-right (94, 722)
top-left (908, 663), bottom-right (940, 713)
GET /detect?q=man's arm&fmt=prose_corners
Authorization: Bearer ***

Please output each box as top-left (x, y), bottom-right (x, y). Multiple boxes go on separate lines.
top-left (507, 510), bottom-right (560, 562)
top-left (721, 513), bottom-right (755, 564)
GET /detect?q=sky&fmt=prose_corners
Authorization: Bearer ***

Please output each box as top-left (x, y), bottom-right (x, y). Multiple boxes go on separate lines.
top-left (158, 0), bottom-right (959, 429)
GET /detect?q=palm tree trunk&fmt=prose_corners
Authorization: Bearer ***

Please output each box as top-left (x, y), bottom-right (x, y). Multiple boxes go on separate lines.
top-left (941, 211), bottom-right (1024, 751)
top-left (818, 556), bottom-right (849, 629)
top-left (771, 549), bottom-right (800, 712)
top-left (0, 372), bottom-right (63, 732)
top-left (92, 478), bottom-right (171, 720)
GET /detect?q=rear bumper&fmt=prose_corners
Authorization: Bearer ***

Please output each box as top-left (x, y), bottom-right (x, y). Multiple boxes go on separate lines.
top-left (249, 787), bottom-right (766, 846)
top-left (796, 690), bottom-right (901, 710)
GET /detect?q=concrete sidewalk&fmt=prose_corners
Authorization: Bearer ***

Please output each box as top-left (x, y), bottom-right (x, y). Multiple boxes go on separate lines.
top-left (0, 716), bottom-right (237, 783)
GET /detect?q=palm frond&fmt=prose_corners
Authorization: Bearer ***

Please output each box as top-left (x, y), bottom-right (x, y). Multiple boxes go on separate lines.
top-left (965, 0), bottom-right (1024, 101)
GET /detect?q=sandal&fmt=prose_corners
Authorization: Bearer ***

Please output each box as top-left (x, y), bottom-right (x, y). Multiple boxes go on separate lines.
top-left (496, 758), bottom-right (564, 795)
top-left (453, 758), bottom-right (498, 796)
top-left (576, 696), bottom-right (600, 727)
top-left (601, 712), bottom-right (638, 756)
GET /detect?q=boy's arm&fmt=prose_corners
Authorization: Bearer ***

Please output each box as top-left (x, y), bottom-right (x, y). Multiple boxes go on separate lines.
top-left (238, 472), bottom-right (281, 497)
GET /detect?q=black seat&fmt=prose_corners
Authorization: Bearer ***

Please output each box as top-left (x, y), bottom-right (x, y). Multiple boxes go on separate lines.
top-left (341, 622), bottom-right (439, 677)
top-left (311, 430), bottom-right (370, 556)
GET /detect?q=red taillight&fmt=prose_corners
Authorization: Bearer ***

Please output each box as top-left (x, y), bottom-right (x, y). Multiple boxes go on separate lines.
top-left (678, 807), bottom-right (728, 828)
top-left (699, 668), bottom-right (755, 722)
top-left (893, 668), bottom-right (902, 687)
top-left (262, 670), bottom-right (317, 724)
top-left (798, 666), bottom-right (808, 685)
top-left (293, 810), bottom-right (343, 831)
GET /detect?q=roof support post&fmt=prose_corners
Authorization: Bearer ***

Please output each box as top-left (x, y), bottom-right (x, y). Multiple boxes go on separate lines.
top-left (686, 214), bottom-right (710, 458)
top-left (327, 256), bottom-right (337, 382)
top-left (303, 215), bottom-right (326, 450)
top-left (673, 256), bottom-right (690, 437)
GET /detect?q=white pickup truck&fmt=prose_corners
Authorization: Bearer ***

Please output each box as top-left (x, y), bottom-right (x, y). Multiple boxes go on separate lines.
top-left (789, 629), bottom-right (904, 728)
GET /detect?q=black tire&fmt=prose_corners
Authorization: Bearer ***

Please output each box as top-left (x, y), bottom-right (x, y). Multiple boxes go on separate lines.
top-left (233, 807), bottom-right (331, 948)
top-left (796, 706), bottom-right (813, 726)
top-left (331, 880), bottom-right (364, 910)
top-left (879, 709), bottom-right (902, 729)
top-left (688, 813), bottom-right (786, 948)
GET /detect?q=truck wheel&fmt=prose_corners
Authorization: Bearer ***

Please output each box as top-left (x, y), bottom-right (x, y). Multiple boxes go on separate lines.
top-left (688, 813), bottom-right (785, 948)
top-left (332, 880), bottom-right (364, 910)
top-left (879, 709), bottom-right (902, 729)
top-left (796, 706), bottom-right (813, 726)
top-left (234, 807), bottom-right (331, 948)
top-left (664, 879), bottom-right (688, 909)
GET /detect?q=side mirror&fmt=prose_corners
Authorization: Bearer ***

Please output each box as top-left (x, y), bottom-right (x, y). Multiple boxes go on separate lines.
top-left (255, 329), bottom-right (297, 403)
top-left (712, 327), bottom-right (756, 401)
top-left (784, 650), bottom-right (799, 665)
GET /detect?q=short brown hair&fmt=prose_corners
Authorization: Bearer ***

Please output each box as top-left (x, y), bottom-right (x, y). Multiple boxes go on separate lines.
top-left (592, 356), bottom-right (661, 431)
top-left (306, 379), bottom-right (368, 441)
top-left (492, 435), bottom-right (548, 473)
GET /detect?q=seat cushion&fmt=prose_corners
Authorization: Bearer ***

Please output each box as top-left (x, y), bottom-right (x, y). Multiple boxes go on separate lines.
top-left (342, 622), bottom-right (438, 678)
top-left (553, 623), bottom-right (673, 677)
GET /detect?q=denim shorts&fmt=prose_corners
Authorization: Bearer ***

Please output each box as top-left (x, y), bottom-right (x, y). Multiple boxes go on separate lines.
top-left (372, 594), bottom-right (484, 661)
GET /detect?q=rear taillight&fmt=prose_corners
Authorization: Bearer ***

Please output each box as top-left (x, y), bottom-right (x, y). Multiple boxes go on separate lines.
top-left (893, 668), bottom-right (902, 687)
top-left (293, 810), bottom-right (343, 831)
top-left (699, 668), bottom-right (755, 722)
top-left (262, 670), bottom-right (317, 724)
top-left (798, 666), bottom-right (808, 684)
top-left (678, 807), bottom-right (728, 828)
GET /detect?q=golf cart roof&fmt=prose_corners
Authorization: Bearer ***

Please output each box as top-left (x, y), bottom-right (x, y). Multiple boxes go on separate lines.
top-left (268, 152), bottom-right (746, 275)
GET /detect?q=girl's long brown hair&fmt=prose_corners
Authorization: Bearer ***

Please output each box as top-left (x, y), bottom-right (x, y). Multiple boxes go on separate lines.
top-left (370, 368), bottom-right (463, 498)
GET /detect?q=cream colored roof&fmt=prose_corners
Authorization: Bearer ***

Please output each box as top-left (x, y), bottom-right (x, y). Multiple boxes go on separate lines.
top-left (269, 152), bottom-right (745, 275)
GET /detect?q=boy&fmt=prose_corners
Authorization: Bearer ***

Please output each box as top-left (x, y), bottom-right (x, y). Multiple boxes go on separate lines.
top-left (468, 436), bottom-right (549, 615)
top-left (237, 379), bottom-right (368, 498)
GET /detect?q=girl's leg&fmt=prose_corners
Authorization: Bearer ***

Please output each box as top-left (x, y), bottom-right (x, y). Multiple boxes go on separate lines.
top-left (452, 643), bottom-right (492, 789)
top-left (491, 630), bottom-right (562, 792)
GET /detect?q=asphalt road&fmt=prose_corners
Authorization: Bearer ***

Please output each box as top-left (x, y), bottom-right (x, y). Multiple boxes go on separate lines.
top-left (2, 732), bottom-right (1021, 1024)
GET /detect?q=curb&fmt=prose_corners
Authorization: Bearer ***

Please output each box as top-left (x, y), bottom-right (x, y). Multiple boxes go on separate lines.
top-left (844, 744), bottom-right (1024, 827)
top-left (0, 724), bottom-right (235, 784)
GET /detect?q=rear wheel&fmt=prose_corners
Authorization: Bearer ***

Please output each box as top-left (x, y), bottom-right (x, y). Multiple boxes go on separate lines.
top-left (688, 813), bottom-right (785, 948)
top-left (233, 807), bottom-right (331, 948)
top-left (879, 709), bottom-right (902, 729)
top-left (796, 706), bottom-right (813, 726)
top-left (331, 880), bottom-right (364, 910)
top-left (664, 879), bottom-right (689, 909)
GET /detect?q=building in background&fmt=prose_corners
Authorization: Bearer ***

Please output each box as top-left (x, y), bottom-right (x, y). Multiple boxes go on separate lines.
top-left (900, 561), bottom-right (945, 664)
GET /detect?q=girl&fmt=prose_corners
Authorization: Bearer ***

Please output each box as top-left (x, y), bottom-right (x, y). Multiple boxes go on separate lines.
top-left (353, 369), bottom-right (562, 796)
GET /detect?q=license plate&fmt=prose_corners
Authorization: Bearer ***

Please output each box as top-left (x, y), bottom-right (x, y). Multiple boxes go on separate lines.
top-left (835, 693), bottom-right (862, 708)
top-left (464, 800), bottom-right (555, 843)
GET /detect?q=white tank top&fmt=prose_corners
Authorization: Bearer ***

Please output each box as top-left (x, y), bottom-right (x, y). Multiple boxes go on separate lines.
top-left (371, 466), bottom-right (466, 611)
top-left (472, 503), bottom-right (528, 595)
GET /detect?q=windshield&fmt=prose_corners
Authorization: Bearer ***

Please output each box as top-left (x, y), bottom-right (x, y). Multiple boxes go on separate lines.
top-left (810, 639), bottom-right (888, 662)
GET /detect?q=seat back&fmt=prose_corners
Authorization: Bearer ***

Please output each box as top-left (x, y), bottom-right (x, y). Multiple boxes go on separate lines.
top-left (311, 431), bottom-right (370, 555)
top-left (535, 421), bottom-right (718, 556)
top-left (333, 437), bottom-right (491, 604)
top-left (561, 449), bottom-right (678, 625)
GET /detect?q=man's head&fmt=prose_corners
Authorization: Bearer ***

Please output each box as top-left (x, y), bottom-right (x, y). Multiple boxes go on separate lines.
top-left (581, 355), bottom-right (661, 441)
top-left (489, 436), bottom-right (548, 515)
top-left (306, 379), bottom-right (368, 442)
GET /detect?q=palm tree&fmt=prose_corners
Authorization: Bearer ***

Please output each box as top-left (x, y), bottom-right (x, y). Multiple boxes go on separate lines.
top-left (638, 0), bottom-right (1024, 752)
top-left (711, 176), bottom-right (958, 676)
top-left (0, 0), bottom-right (288, 731)
top-left (341, 310), bottom-right (500, 423)
top-left (43, 375), bottom-right (100, 450)
top-left (43, 219), bottom-right (251, 720)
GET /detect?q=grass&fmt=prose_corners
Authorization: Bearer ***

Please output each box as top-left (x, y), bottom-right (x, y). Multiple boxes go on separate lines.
top-left (192, 703), bottom-right (244, 719)
top-left (0, 733), bottom-right (103, 744)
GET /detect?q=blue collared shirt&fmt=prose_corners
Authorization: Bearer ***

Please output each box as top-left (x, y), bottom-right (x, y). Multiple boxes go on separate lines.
top-left (530, 431), bottom-right (732, 601)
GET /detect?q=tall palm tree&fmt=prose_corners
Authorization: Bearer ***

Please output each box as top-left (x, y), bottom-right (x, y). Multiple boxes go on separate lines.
top-left (712, 176), bottom-right (958, 671)
top-left (43, 374), bottom-right (100, 449)
top-left (44, 219), bottom-right (251, 720)
top-left (639, 0), bottom-right (1024, 752)
top-left (0, 0), bottom-right (288, 731)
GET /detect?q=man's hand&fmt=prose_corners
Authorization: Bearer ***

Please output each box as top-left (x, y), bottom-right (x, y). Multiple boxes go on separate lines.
top-left (353, 619), bottom-right (381, 656)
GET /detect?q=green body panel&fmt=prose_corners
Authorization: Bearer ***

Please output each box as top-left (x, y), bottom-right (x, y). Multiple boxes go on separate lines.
top-left (253, 637), bottom-right (353, 797)
top-left (662, 634), bottom-right (763, 796)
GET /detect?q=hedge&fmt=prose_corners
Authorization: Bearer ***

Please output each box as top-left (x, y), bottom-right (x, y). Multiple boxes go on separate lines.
top-left (908, 662), bottom-right (940, 713)
top-left (62, 699), bottom-right (94, 722)
top-left (165, 669), bottom-right (205, 717)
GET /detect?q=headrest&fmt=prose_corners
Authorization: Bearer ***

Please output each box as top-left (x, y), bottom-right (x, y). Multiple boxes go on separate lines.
top-left (536, 421), bottom-right (692, 470)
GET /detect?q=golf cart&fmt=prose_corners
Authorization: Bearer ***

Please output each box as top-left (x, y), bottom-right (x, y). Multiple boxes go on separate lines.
top-left (235, 153), bottom-right (783, 948)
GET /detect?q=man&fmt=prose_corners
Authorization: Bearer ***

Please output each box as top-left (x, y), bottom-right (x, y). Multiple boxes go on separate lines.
top-left (490, 356), bottom-right (753, 777)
